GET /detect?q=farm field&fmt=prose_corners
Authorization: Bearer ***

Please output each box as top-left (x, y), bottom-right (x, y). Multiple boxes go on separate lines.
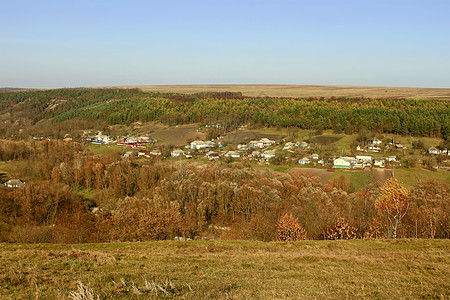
top-left (0, 240), bottom-right (448, 299)
top-left (108, 84), bottom-right (450, 100)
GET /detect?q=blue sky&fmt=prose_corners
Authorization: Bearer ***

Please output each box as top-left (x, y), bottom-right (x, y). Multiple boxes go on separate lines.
top-left (1, 0), bottom-right (449, 88)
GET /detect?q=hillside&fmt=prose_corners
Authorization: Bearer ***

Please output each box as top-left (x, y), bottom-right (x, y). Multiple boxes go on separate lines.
top-left (1, 239), bottom-right (448, 299)
top-left (0, 88), bottom-right (448, 141)
top-left (109, 84), bottom-right (450, 100)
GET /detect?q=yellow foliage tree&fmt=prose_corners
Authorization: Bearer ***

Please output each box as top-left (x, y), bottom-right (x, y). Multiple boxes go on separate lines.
top-left (376, 178), bottom-right (410, 239)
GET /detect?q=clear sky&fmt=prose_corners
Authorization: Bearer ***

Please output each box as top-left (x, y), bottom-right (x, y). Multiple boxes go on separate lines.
top-left (1, 0), bottom-right (449, 88)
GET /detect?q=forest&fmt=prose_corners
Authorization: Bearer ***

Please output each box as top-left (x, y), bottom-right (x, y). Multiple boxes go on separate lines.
top-left (0, 89), bottom-right (448, 140)
top-left (0, 140), bottom-right (448, 243)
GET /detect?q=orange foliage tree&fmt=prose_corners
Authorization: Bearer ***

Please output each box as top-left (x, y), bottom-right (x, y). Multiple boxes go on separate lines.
top-left (276, 213), bottom-right (307, 241)
top-left (376, 178), bottom-right (410, 239)
top-left (326, 217), bottom-right (357, 240)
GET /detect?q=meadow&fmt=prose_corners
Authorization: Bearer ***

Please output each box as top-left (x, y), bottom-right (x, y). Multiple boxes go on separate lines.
top-left (0, 239), bottom-right (448, 299)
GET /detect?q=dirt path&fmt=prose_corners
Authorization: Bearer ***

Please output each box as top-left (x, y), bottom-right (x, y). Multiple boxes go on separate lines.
top-left (372, 168), bottom-right (392, 184)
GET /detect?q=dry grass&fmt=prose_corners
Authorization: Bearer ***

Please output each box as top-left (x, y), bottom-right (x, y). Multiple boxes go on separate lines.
top-left (108, 84), bottom-right (450, 100)
top-left (0, 240), bottom-right (448, 299)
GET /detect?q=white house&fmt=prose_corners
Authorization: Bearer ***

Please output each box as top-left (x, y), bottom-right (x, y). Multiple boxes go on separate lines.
top-left (386, 156), bottom-right (397, 162)
top-left (206, 151), bottom-right (220, 160)
top-left (367, 145), bottom-right (381, 152)
top-left (224, 151), bottom-right (241, 158)
top-left (311, 153), bottom-right (319, 160)
top-left (191, 141), bottom-right (207, 150)
top-left (296, 141), bottom-right (308, 148)
top-left (373, 158), bottom-right (385, 167)
top-left (237, 144), bottom-right (249, 150)
top-left (428, 147), bottom-right (440, 155)
top-left (4, 179), bottom-right (25, 188)
top-left (333, 157), bottom-right (355, 169)
top-left (149, 149), bottom-right (162, 156)
top-left (356, 155), bottom-right (372, 164)
top-left (260, 138), bottom-right (275, 148)
top-left (371, 138), bottom-right (382, 145)
top-left (283, 142), bottom-right (295, 150)
top-left (298, 157), bottom-right (311, 165)
top-left (171, 149), bottom-right (185, 157)
top-left (262, 150), bottom-right (276, 159)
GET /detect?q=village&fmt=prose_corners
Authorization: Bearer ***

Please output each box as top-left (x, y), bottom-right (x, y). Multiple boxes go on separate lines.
top-left (79, 128), bottom-right (450, 171)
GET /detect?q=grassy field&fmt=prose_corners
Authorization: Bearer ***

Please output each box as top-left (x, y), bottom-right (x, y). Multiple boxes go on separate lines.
top-left (394, 168), bottom-right (450, 188)
top-left (109, 84), bottom-right (450, 100)
top-left (330, 170), bottom-right (373, 192)
top-left (0, 240), bottom-right (448, 299)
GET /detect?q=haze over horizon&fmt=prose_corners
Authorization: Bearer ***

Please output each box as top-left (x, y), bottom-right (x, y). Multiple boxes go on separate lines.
top-left (1, 0), bottom-right (449, 89)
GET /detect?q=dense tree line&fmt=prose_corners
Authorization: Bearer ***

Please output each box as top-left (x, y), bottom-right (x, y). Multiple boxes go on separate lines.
top-left (0, 141), bottom-right (448, 243)
top-left (0, 89), bottom-right (448, 139)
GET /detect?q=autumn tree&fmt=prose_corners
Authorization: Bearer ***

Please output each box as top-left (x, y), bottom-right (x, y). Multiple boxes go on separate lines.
top-left (277, 213), bottom-right (307, 241)
top-left (325, 217), bottom-right (357, 240)
top-left (376, 178), bottom-right (410, 239)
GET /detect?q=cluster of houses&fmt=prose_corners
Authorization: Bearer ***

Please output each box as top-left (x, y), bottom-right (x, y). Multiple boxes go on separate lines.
top-left (356, 138), bottom-right (408, 152)
top-left (428, 147), bottom-right (449, 156)
top-left (3, 179), bottom-right (25, 188)
top-left (86, 131), bottom-right (157, 147)
top-left (332, 155), bottom-right (397, 169)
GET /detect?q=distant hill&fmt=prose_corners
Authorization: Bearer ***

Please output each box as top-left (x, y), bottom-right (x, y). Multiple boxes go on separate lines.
top-left (0, 87), bottom-right (37, 93)
top-left (107, 84), bottom-right (450, 100)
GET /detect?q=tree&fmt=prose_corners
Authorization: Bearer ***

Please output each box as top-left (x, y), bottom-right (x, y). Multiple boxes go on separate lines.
top-left (325, 217), bottom-right (357, 240)
top-left (376, 178), bottom-right (410, 238)
top-left (276, 213), bottom-right (307, 241)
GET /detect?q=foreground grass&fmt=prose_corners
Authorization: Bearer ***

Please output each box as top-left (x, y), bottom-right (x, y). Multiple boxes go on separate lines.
top-left (0, 240), bottom-right (449, 299)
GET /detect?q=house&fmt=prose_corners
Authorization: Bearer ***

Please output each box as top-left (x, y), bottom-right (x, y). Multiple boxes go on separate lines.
top-left (356, 155), bottom-right (372, 164)
top-left (224, 151), bottom-right (241, 158)
top-left (262, 150), bottom-right (276, 159)
top-left (171, 149), bottom-right (185, 157)
top-left (283, 142), bottom-right (295, 151)
top-left (205, 141), bottom-right (217, 148)
top-left (367, 145), bottom-right (381, 152)
top-left (356, 145), bottom-right (366, 152)
top-left (138, 150), bottom-right (149, 157)
top-left (237, 144), bottom-right (249, 150)
top-left (373, 158), bottom-right (385, 167)
top-left (333, 157), bottom-right (355, 169)
top-left (95, 131), bottom-right (112, 144)
top-left (371, 138), bottom-right (382, 145)
top-left (206, 151), bottom-right (220, 160)
top-left (386, 156), bottom-right (397, 162)
top-left (190, 141), bottom-right (207, 150)
top-left (333, 158), bottom-right (351, 169)
top-left (251, 150), bottom-right (261, 157)
top-left (149, 149), bottom-right (162, 156)
top-left (428, 147), bottom-right (441, 155)
top-left (296, 141), bottom-right (308, 148)
top-left (250, 138), bottom-right (275, 149)
top-left (260, 138), bottom-right (275, 148)
top-left (4, 179), bottom-right (25, 188)
top-left (311, 153), bottom-right (319, 160)
top-left (298, 157), bottom-right (311, 165)
top-left (249, 140), bottom-right (259, 149)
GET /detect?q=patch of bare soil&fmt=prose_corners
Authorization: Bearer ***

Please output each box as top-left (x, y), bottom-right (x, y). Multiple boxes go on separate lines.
top-left (372, 168), bottom-right (392, 184)
top-left (151, 126), bottom-right (206, 146)
top-left (307, 136), bottom-right (342, 145)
